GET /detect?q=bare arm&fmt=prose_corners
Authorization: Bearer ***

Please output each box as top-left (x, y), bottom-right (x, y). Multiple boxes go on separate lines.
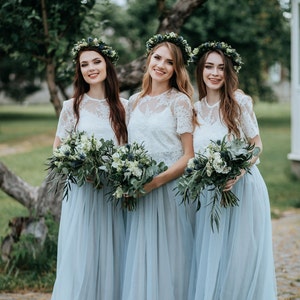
top-left (143, 132), bottom-right (194, 193)
top-left (53, 136), bottom-right (62, 150)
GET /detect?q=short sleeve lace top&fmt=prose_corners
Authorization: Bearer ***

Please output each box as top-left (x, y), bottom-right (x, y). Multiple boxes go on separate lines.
top-left (127, 88), bottom-right (193, 166)
top-left (193, 91), bottom-right (259, 154)
top-left (55, 93), bottom-right (128, 143)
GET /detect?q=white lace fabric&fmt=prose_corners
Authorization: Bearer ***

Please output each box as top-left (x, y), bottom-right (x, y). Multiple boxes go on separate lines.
top-left (128, 88), bottom-right (193, 166)
top-left (193, 91), bottom-right (260, 154)
top-left (55, 94), bottom-right (128, 143)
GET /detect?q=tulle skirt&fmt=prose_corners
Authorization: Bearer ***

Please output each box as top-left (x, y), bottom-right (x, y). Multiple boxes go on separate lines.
top-left (51, 182), bottom-right (125, 300)
top-left (122, 179), bottom-right (195, 300)
top-left (188, 165), bottom-right (277, 300)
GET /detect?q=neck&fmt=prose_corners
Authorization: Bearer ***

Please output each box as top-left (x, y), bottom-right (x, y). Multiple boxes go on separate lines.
top-left (87, 84), bottom-right (106, 100)
top-left (149, 81), bottom-right (171, 96)
top-left (205, 89), bottom-right (220, 105)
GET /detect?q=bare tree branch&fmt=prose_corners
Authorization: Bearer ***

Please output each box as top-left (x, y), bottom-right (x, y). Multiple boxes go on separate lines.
top-left (118, 0), bottom-right (207, 91)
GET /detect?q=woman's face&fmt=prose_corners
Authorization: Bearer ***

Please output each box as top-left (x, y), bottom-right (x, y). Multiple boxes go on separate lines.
top-left (79, 50), bottom-right (107, 86)
top-left (148, 45), bottom-right (175, 84)
top-left (202, 52), bottom-right (225, 91)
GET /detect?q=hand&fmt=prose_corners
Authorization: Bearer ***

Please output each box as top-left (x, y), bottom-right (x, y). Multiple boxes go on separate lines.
top-left (223, 169), bottom-right (246, 191)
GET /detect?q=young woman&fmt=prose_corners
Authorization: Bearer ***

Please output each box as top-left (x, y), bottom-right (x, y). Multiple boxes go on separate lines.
top-left (122, 32), bottom-right (196, 300)
top-left (51, 37), bottom-right (128, 300)
top-left (189, 41), bottom-right (277, 299)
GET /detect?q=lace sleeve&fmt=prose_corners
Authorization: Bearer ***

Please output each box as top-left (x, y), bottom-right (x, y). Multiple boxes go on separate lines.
top-left (173, 93), bottom-right (193, 135)
top-left (237, 93), bottom-right (260, 139)
top-left (55, 99), bottom-right (77, 139)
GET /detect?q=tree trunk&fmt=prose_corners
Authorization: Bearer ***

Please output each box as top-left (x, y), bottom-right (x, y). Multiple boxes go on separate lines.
top-left (0, 161), bottom-right (62, 221)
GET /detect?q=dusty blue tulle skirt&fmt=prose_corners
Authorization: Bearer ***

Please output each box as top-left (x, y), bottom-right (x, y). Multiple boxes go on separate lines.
top-left (122, 179), bottom-right (195, 300)
top-left (188, 165), bottom-right (277, 300)
top-left (51, 182), bottom-right (125, 300)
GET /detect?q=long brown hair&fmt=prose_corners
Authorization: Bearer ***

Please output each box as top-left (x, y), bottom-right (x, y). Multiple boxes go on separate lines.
top-left (72, 47), bottom-right (127, 144)
top-left (196, 49), bottom-right (241, 137)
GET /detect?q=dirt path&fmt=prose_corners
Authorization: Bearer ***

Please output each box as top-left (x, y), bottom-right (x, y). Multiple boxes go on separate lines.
top-left (0, 210), bottom-right (299, 300)
top-left (0, 133), bottom-right (54, 157)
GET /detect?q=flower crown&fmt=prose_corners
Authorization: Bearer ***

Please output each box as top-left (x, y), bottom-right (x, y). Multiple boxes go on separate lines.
top-left (71, 37), bottom-right (119, 65)
top-left (145, 32), bottom-right (192, 65)
top-left (192, 41), bottom-right (243, 72)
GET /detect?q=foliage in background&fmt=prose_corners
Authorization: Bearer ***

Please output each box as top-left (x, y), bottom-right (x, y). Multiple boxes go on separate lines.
top-left (181, 0), bottom-right (291, 101)
top-left (0, 0), bottom-right (291, 103)
top-left (0, 214), bottom-right (58, 291)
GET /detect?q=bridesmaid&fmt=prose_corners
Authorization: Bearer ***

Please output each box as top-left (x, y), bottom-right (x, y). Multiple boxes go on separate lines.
top-left (51, 37), bottom-right (128, 300)
top-left (122, 32), bottom-right (196, 300)
top-left (189, 41), bottom-right (277, 299)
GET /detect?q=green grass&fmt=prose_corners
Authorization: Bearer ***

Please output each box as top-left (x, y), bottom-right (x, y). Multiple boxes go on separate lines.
top-left (254, 102), bottom-right (300, 212)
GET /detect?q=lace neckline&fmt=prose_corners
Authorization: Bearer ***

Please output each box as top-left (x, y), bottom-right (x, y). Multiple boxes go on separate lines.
top-left (146, 88), bottom-right (172, 99)
top-left (204, 97), bottom-right (220, 108)
top-left (84, 93), bottom-right (106, 102)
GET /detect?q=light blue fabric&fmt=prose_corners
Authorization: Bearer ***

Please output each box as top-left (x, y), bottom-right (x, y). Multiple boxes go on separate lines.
top-left (51, 183), bottom-right (125, 300)
top-left (188, 166), bottom-right (277, 299)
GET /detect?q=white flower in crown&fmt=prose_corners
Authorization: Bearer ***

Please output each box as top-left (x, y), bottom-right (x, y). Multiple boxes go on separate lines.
top-left (192, 41), bottom-right (243, 72)
top-left (71, 37), bottom-right (119, 65)
top-left (145, 32), bottom-right (192, 65)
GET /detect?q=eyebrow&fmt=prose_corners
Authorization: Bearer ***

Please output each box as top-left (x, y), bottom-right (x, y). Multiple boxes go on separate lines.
top-left (80, 57), bottom-right (102, 64)
top-left (205, 62), bottom-right (224, 66)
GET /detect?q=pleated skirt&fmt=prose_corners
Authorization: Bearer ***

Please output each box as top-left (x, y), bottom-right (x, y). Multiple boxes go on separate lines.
top-left (51, 182), bottom-right (125, 300)
top-left (188, 165), bottom-right (277, 300)
top-left (122, 179), bottom-right (195, 300)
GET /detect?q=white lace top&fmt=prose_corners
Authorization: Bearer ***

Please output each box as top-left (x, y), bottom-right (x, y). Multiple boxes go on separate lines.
top-left (127, 88), bottom-right (193, 166)
top-left (193, 91), bottom-right (259, 154)
top-left (55, 93), bottom-right (128, 143)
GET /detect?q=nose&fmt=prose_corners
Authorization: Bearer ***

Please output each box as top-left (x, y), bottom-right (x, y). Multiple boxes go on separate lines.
top-left (211, 67), bottom-right (219, 76)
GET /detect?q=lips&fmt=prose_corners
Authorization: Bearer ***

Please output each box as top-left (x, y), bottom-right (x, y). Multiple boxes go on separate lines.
top-left (89, 73), bottom-right (99, 78)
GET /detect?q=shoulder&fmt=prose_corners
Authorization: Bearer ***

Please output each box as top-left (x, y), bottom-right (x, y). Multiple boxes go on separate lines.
top-left (120, 97), bottom-right (128, 106)
top-left (234, 90), bottom-right (253, 108)
top-left (61, 98), bottom-right (74, 111)
top-left (128, 92), bottom-right (140, 102)
top-left (169, 88), bottom-right (191, 106)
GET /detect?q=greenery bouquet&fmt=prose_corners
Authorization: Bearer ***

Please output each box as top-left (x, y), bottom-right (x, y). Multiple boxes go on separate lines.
top-left (177, 135), bottom-right (260, 231)
top-left (106, 142), bottom-right (167, 210)
top-left (46, 131), bottom-right (115, 199)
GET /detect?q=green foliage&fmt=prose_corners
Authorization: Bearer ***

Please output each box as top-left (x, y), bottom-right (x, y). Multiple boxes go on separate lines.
top-left (0, 0), bottom-right (98, 100)
top-left (0, 214), bottom-right (58, 291)
top-left (182, 0), bottom-right (290, 101)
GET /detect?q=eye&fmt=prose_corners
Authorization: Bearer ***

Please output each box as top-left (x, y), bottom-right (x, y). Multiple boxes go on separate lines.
top-left (80, 62), bottom-right (88, 67)
top-left (94, 59), bottom-right (101, 64)
top-left (167, 60), bottom-right (173, 65)
top-left (153, 54), bottom-right (161, 60)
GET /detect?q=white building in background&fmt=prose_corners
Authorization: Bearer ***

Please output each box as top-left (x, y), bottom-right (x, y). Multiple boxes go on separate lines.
top-left (288, 0), bottom-right (300, 178)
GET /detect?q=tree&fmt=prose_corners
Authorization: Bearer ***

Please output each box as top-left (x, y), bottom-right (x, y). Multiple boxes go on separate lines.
top-left (181, 0), bottom-right (290, 101)
top-left (0, 0), bottom-right (97, 116)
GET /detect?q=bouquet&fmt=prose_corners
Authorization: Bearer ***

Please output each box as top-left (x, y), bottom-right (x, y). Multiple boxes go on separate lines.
top-left (106, 142), bottom-right (167, 210)
top-left (46, 131), bottom-right (115, 199)
top-left (177, 135), bottom-right (260, 231)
